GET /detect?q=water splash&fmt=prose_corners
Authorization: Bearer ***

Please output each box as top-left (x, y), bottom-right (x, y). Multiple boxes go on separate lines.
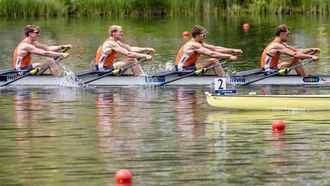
top-left (59, 65), bottom-right (80, 87)
top-left (164, 60), bottom-right (174, 71)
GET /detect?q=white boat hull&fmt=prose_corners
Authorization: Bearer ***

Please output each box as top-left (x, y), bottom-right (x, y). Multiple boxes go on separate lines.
top-left (229, 74), bottom-right (330, 86)
top-left (0, 74), bottom-right (216, 86)
top-left (1, 73), bottom-right (330, 86)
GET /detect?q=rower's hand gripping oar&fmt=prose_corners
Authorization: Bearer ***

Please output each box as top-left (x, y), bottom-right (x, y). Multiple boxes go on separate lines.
top-left (240, 54), bottom-right (319, 86)
top-left (155, 59), bottom-right (230, 87)
top-left (37, 47), bottom-right (71, 74)
top-left (81, 58), bottom-right (148, 85)
top-left (0, 48), bottom-right (69, 87)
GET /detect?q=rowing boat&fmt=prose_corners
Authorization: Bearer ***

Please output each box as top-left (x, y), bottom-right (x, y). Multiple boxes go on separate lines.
top-left (0, 73), bottom-right (217, 86)
top-left (206, 92), bottom-right (330, 111)
top-left (1, 71), bottom-right (330, 87)
top-left (228, 74), bottom-right (330, 86)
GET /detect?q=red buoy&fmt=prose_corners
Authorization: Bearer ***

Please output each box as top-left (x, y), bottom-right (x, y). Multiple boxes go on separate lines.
top-left (272, 120), bottom-right (285, 131)
top-left (243, 23), bottom-right (250, 31)
top-left (116, 169), bottom-right (132, 184)
top-left (182, 31), bottom-right (190, 39)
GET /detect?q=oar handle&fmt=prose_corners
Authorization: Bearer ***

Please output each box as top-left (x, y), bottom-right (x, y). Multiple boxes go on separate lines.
top-left (39, 47), bottom-right (70, 72)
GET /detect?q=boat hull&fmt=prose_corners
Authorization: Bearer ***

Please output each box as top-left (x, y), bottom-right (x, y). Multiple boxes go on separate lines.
top-left (229, 74), bottom-right (330, 86)
top-left (1, 73), bottom-right (330, 86)
top-left (206, 93), bottom-right (330, 111)
top-left (0, 74), bottom-right (216, 86)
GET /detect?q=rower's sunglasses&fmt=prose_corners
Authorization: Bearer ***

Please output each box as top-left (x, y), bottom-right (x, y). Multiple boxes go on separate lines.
top-left (32, 31), bottom-right (40, 35)
top-left (199, 34), bottom-right (206, 39)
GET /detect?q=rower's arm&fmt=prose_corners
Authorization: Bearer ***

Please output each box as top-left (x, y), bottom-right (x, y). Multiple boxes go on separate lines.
top-left (111, 43), bottom-right (151, 60)
top-left (297, 48), bottom-right (321, 54)
top-left (195, 45), bottom-right (237, 61)
top-left (131, 47), bottom-right (155, 54)
top-left (117, 41), bottom-right (132, 51)
top-left (27, 45), bottom-right (65, 58)
top-left (278, 47), bottom-right (316, 60)
top-left (204, 43), bottom-right (242, 54)
top-left (35, 42), bottom-right (71, 51)
top-left (283, 43), bottom-right (298, 52)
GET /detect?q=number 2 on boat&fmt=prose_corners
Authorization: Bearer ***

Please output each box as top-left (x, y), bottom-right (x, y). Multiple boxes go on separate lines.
top-left (215, 78), bottom-right (226, 91)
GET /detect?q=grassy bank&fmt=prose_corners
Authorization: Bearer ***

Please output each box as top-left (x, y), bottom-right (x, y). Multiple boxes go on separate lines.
top-left (0, 0), bottom-right (329, 17)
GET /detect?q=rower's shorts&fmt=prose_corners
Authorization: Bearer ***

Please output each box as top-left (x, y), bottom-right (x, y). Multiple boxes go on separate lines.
top-left (263, 67), bottom-right (279, 76)
top-left (16, 65), bottom-right (33, 75)
top-left (95, 65), bottom-right (114, 76)
top-left (175, 65), bottom-right (196, 76)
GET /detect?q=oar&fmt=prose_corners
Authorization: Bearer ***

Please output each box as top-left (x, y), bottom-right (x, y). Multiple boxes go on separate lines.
top-left (155, 59), bottom-right (229, 86)
top-left (233, 68), bottom-right (263, 76)
top-left (0, 68), bottom-right (16, 75)
top-left (240, 58), bottom-right (317, 86)
top-left (0, 49), bottom-right (68, 87)
top-left (74, 60), bottom-right (98, 77)
top-left (151, 70), bottom-right (178, 77)
top-left (81, 58), bottom-right (147, 85)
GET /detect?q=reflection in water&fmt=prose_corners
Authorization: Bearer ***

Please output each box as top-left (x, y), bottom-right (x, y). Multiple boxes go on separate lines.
top-left (259, 85), bottom-right (307, 95)
top-left (175, 87), bottom-right (205, 136)
top-left (95, 88), bottom-right (116, 155)
top-left (1, 86), bottom-right (330, 185)
top-left (13, 89), bottom-right (33, 162)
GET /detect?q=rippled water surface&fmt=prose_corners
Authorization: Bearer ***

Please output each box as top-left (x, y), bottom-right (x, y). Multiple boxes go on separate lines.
top-left (1, 85), bottom-right (330, 185)
top-left (1, 15), bottom-right (330, 185)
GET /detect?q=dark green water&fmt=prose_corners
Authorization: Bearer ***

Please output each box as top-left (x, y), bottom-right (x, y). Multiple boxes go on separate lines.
top-left (1, 16), bottom-right (330, 185)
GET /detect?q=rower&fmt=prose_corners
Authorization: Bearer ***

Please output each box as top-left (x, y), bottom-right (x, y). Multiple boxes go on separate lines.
top-left (95, 25), bottom-right (154, 76)
top-left (260, 24), bottom-right (320, 77)
top-left (175, 25), bottom-right (242, 77)
top-left (13, 25), bottom-right (71, 76)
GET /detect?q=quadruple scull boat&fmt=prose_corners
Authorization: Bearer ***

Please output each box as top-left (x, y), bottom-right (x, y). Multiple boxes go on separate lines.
top-left (0, 73), bottom-right (216, 86)
top-left (1, 69), bottom-right (330, 86)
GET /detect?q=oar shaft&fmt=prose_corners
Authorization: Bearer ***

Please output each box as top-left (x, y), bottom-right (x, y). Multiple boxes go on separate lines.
top-left (0, 68), bottom-right (16, 75)
top-left (82, 69), bottom-right (120, 84)
top-left (240, 58), bottom-right (316, 86)
top-left (75, 69), bottom-right (97, 77)
top-left (81, 59), bottom-right (147, 85)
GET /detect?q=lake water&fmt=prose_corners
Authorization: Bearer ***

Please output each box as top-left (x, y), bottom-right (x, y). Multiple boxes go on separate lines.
top-left (1, 16), bottom-right (330, 185)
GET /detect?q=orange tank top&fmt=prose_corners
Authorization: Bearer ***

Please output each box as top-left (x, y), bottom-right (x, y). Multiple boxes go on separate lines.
top-left (95, 38), bottom-right (117, 68)
top-left (175, 42), bottom-right (201, 69)
top-left (13, 39), bottom-right (34, 69)
top-left (260, 50), bottom-right (281, 69)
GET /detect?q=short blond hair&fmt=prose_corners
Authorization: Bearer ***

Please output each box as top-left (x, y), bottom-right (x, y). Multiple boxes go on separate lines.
top-left (109, 25), bottom-right (122, 36)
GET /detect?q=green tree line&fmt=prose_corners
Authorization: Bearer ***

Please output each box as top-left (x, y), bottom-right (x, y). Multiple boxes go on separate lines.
top-left (0, 0), bottom-right (329, 17)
